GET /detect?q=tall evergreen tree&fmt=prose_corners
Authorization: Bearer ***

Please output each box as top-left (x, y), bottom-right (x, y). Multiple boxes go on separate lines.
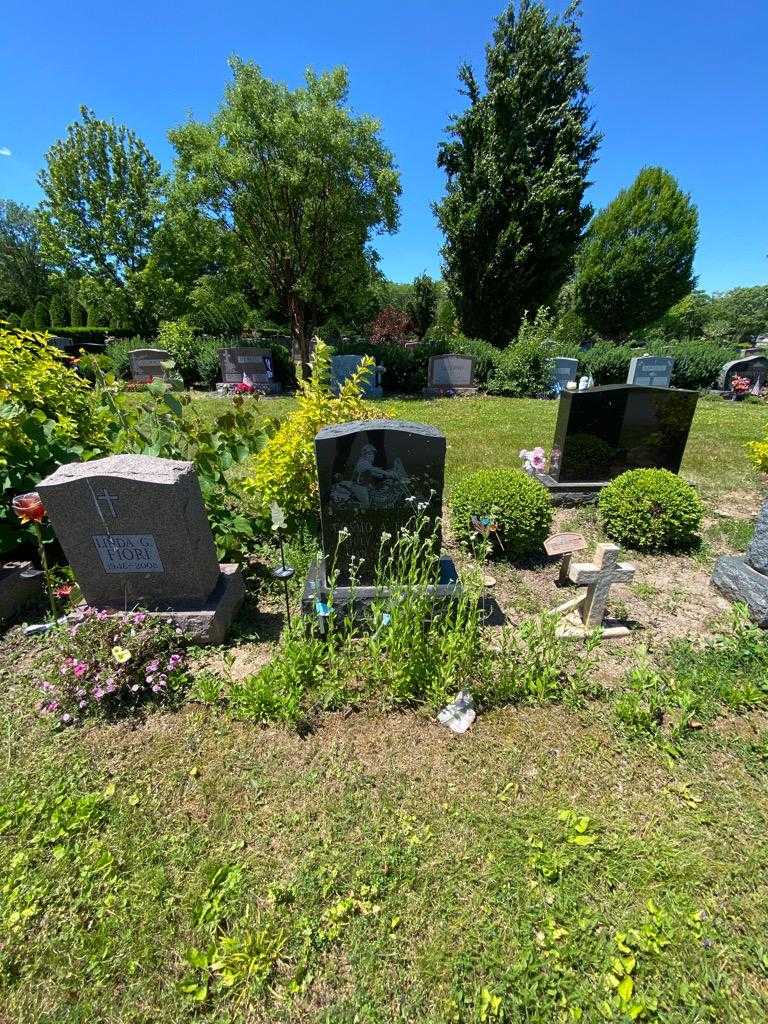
top-left (48, 292), bottom-right (69, 327)
top-left (435, 0), bottom-right (600, 345)
top-left (33, 300), bottom-right (51, 331)
top-left (406, 273), bottom-right (439, 338)
top-left (574, 166), bottom-right (698, 337)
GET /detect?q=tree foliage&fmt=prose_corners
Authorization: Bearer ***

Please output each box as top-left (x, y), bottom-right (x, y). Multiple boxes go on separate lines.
top-left (169, 59), bottom-right (400, 369)
top-left (0, 200), bottom-right (50, 314)
top-left (574, 166), bottom-right (698, 337)
top-left (435, 0), bottom-right (600, 345)
top-left (406, 273), bottom-right (439, 339)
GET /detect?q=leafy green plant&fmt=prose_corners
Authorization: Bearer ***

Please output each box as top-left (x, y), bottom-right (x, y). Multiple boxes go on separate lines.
top-left (0, 325), bottom-right (115, 552)
top-left (598, 469), bottom-right (704, 552)
top-left (451, 468), bottom-right (553, 560)
top-left (243, 337), bottom-right (377, 525)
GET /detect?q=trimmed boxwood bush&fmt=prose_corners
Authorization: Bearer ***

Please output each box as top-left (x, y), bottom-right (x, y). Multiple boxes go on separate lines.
top-left (598, 468), bottom-right (704, 552)
top-left (451, 468), bottom-right (553, 560)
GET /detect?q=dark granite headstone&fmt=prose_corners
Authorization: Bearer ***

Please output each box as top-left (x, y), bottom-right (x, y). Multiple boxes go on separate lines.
top-left (218, 347), bottom-right (278, 388)
top-left (0, 559), bottom-right (43, 621)
top-left (627, 356), bottom-right (674, 388)
top-left (718, 354), bottom-right (768, 391)
top-left (129, 348), bottom-right (172, 382)
top-left (315, 420), bottom-right (445, 586)
top-left (423, 354), bottom-right (476, 396)
top-left (538, 384), bottom-right (698, 502)
top-left (712, 498), bottom-right (768, 625)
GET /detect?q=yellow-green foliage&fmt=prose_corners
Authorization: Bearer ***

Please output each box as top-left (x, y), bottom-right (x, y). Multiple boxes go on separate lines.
top-left (243, 338), bottom-right (380, 520)
top-left (747, 429), bottom-right (768, 473)
top-left (0, 325), bottom-right (112, 550)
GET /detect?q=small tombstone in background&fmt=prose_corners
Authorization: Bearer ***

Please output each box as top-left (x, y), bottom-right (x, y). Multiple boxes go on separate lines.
top-left (217, 347), bottom-right (281, 394)
top-left (129, 348), bottom-right (172, 382)
top-left (423, 353), bottom-right (477, 396)
top-left (627, 355), bottom-right (674, 388)
top-left (550, 542), bottom-right (635, 638)
top-left (712, 497), bottom-right (768, 625)
top-left (36, 454), bottom-right (244, 643)
top-left (0, 559), bottom-right (43, 621)
top-left (550, 357), bottom-right (579, 395)
top-left (718, 353), bottom-right (768, 393)
top-left (544, 532), bottom-right (588, 585)
top-left (330, 354), bottom-right (384, 398)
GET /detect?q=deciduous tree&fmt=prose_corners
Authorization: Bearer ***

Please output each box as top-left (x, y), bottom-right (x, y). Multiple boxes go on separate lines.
top-left (169, 59), bottom-right (400, 371)
top-left (0, 200), bottom-right (50, 314)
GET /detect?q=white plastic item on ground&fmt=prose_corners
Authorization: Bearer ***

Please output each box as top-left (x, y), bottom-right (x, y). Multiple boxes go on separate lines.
top-left (437, 691), bottom-right (476, 734)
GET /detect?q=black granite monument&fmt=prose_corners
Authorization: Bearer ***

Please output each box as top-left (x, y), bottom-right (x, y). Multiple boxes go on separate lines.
top-left (302, 420), bottom-right (458, 617)
top-left (536, 383), bottom-right (699, 504)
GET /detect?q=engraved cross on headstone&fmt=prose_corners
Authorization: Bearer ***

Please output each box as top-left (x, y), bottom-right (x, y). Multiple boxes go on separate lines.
top-left (93, 489), bottom-right (119, 518)
top-left (567, 543), bottom-right (635, 628)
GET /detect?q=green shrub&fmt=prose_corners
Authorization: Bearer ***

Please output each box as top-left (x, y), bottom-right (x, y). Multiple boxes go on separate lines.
top-left (33, 301), bottom-right (51, 331)
top-left (451, 468), bottom-right (553, 560)
top-left (69, 298), bottom-right (86, 327)
top-left (156, 319), bottom-right (199, 386)
top-left (20, 308), bottom-right (34, 330)
top-left (0, 326), bottom-right (115, 552)
top-left (48, 293), bottom-right (69, 328)
top-left (580, 342), bottom-right (636, 384)
top-left (598, 469), bottom-right (703, 552)
top-left (655, 339), bottom-right (736, 390)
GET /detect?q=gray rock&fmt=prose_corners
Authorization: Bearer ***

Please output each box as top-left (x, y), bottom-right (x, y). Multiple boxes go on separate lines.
top-left (712, 556), bottom-right (768, 626)
top-left (129, 349), bottom-right (172, 382)
top-left (37, 455), bottom-right (221, 610)
top-left (747, 501), bottom-right (768, 573)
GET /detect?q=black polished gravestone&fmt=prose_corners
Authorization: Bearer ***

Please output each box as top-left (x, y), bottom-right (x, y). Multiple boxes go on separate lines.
top-left (536, 383), bottom-right (699, 505)
top-left (302, 420), bottom-right (458, 617)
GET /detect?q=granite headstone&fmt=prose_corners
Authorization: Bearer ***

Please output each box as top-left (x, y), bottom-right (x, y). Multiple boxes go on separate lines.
top-left (550, 357), bottom-right (579, 394)
top-left (627, 355), bottom-right (674, 388)
top-left (423, 354), bottom-right (476, 396)
top-left (218, 347), bottom-right (280, 392)
top-left (718, 354), bottom-right (768, 391)
top-left (330, 354), bottom-right (384, 398)
top-left (0, 559), bottom-right (43, 621)
top-left (129, 349), bottom-right (172, 382)
top-left (314, 420), bottom-right (445, 587)
top-left (712, 498), bottom-right (768, 625)
top-left (538, 383), bottom-right (698, 503)
top-left (38, 455), bottom-right (221, 609)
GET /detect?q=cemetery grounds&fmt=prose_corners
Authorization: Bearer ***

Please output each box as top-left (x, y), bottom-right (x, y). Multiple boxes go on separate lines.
top-left (3, 394), bottom-right (768, 1023)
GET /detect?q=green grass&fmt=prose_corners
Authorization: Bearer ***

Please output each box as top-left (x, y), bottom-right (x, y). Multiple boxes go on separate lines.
top-left (3, 391), bottom-right (768, 1021)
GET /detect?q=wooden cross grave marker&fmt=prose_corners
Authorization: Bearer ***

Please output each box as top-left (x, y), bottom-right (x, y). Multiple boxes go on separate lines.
top-left (550, 542), bottom-right (635, 639)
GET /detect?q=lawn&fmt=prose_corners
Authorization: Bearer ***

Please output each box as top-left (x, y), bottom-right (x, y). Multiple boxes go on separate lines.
top-left (2, 393), bottom-right (768, 1023)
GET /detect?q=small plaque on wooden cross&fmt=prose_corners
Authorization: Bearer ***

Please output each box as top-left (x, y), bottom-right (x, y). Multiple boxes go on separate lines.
top-left (544, 533), bottom-right (587, 556)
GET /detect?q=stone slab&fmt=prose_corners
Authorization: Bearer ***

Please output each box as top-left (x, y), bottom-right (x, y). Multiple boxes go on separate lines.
top-left (627, 355), bottom-right (674, 388)
top-left (746, 500), bottom-right (768, 573)
top-left (718, 354), bottom-right (768, 391)
top-left (712, 555), bottom-right (768, 626)
top-left (0, 559), bottom-right (44, 621)
top-left (424, 354), bottom-right (475, 395)
top-left (534, 471), bottom-right (607, 506)
top-left (330, 354), bottom-right (384, 398)
top-left (129, 348), bottom-right (172, 381)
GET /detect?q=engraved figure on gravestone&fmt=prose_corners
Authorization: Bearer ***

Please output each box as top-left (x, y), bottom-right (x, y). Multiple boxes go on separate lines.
top-left (329, 443), bottom-right (410, 511)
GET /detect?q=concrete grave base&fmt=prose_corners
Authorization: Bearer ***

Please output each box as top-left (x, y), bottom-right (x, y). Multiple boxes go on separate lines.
top-left (82, 564), bottom-right (245, 644)
top-left (534, 472), bottom-right (608, 506)
top-left (421, 386), bottom-right (478, 398)
top-left (301, 554), bottom-right (460, 626)
top-left (0, 560), bottom-right (44, 621)
top-left (712, 555), bottom-right (768, 627)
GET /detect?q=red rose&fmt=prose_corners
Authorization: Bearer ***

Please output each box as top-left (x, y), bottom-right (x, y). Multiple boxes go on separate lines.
top-left (55, 584), bottom-right (74, 598)
top-left (12, 492), bottom-right (46, 524)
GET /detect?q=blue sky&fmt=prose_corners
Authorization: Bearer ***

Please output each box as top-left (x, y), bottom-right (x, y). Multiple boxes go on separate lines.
top-left (1, 0), bottom-right (766, 293)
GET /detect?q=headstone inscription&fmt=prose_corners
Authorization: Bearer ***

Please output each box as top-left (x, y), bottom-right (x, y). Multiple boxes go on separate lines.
top-left (36, 455), bottom-right (243, 642)
top-left (303, 420), bottom-right (458, 614)
top-left (538, 383), bottom-right (698, 504)
top-left (330, 354), bottom-right (384, 398)
top-left (551, 357), bottom-right (579, 394)
top-left (129, 348), bottom-right (172, 382)
top-left (712, 498), bottom-right (768, 625)
top-left (217, 347), bottom-right (281, 392)
top-left (423, 354), bottom-right (476, 396)
top-left (718, 354), bottom-right (768, 392)
top-left (627, 355), bottom-right (674, 388)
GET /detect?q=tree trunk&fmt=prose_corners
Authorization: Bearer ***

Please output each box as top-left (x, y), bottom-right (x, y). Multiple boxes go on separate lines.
top-left (289, 297), bottom-right (311, 380)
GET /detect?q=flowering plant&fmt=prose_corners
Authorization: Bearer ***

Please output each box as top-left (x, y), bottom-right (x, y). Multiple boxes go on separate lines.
top-left (519, 447), bottom-right (547, 474)
top-left (233, 381), bottom-right (257, 395)
top-left (11, 491), bottom-right (59, 620)
top-left (731, 375), bottom-right (751, 395)
top-left (36, 608), bottom-right (189, 726)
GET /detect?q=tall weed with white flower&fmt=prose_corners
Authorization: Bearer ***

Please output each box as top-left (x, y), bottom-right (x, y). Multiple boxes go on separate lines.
top-left (35, 608), bottom-right (190, 726)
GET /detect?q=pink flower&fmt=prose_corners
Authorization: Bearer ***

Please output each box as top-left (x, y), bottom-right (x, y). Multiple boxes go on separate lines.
top-left (132, 612), bottom-right (147, 625)
top-left (72, 661), bottom-right (88, 679)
